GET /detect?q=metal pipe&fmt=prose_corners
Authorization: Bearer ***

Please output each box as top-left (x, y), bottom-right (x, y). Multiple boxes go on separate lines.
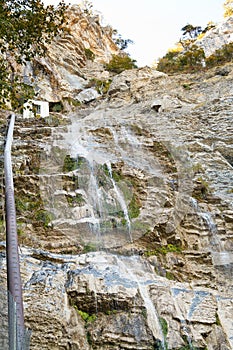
top-left (4, 114), bottom-right (25, 349)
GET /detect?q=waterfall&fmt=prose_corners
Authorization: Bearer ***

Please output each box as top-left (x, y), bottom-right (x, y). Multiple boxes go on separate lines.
top-left (106, 161), bottom-right (132, 242)
top-left (199, 212), bottom-right (221, 249)
top-left (115, 256), bottom-right (166, 348)
top-left (87, 161), bottom-right (102, 241)
top-left (189, 197), bottom-right (233, 268)
top-left (190, 197), bottom-right (221, 250)
top-left (138, 284), bottom-right (166, 349)
top-left (171, 288), bottom-right (194, 350)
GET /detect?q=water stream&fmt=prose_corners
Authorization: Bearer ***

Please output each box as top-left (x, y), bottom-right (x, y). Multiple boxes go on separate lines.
top-left (171, 288), bottom-right (194, 350)
top-left (87, 160), bottom-right (102, 241)
top-left (190, 197), bottom-right (233, 270)
top-left (114, 255), bottom-right (166, 349)
top-left (106, 161), bottom-right (132, 242)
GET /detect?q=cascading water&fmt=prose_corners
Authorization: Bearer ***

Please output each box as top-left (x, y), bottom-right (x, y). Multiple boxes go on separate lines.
top-left (189, 197), bottom-right (233, 271)
top-left (38, 113), bottom-right (205, 347)
top-left (171, 288), bottom-right (194, 350)
top-left (106, 161), bottom-right (132, 242)
top-left (86, 160), bottom-right (103, 241)
top-left (110, 255), bottom-right (166, 349)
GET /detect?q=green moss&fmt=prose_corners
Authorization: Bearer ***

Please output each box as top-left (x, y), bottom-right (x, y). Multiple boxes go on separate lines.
top-left (0, 219), bottom-right (4, 233)
top-left (66, 193), bottom-right (85, 207)
top-left (160, 244), bottom-right (182, 254)
top-left (128, 194), bottom-right (140, 219)
top-left (142, 308), bottom-right (147, 319)
top-left (193, 176), bottom-right (210, 200)
top-left (215, 312), bottom-right (221, 326)
top-left (17, 222), bottom-right (25, 237)
top-left (192, 163), bottom-right (204, 174)
top-left (105, 309), bottom-right (118, 315)
top-left (15, 193), bottom-right (41, 213)
top-left (77, 157), bottom-right (86, 167)
top-left (145, 244), bottom-right (182, 257)
top-left (131, 220), bottom-right (150, 232)
top-left (117, 180), bottom-right (133, 202)
top-left (77, 310), bottom-right (97, 323)
top-left (64, 97), bottom-right (81, 107)
top-left (86, 331), bottom-right (92, 345)
top-left (121, 218), bottom-right (127, 226)
top-left (159, 317), bottom-right (168, 337)
top-left (182, 83), bottom-right (193, 90)
top-left (165, 271), bottom-right (176, 280)
top-left (51, 102), bottom-right (63, 113)
top-left (112, 170), bottom-right (122, 182)
top-left (82, 242), bottom-right (98, 253)
top-left (63, 155), bottom-right (78, 172)
top-left (35, 210), bottom-right (55, 227)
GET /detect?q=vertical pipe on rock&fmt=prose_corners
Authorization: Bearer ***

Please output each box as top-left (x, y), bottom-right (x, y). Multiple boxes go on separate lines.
top-left (4, 114), bottom-right (25, 349)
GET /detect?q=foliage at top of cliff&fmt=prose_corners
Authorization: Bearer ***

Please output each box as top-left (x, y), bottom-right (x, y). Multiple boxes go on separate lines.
top-left (0, 0), bottom-right (67, 110)
top-left (157, 16), bottom-right (233, 74)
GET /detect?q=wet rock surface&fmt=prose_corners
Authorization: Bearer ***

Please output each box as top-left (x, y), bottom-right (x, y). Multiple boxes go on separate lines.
top-left (0, 22), bottom-right (233, 349)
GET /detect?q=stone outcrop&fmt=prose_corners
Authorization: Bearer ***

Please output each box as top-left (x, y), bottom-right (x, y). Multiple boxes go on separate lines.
top-left (0, 248), bottom-right (232, 350)
top-left (29, 5), bottom-right (119, 102)
top-left (196, 15), bottom-right (233, 56)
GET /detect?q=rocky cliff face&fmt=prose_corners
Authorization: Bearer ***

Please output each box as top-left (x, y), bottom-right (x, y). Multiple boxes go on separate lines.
top-left (0, 5), bottom-right (233, 350)
top-left (197, 15), bottom-right (233, 56)
top-left (27, 5), bottom-right (119, 102)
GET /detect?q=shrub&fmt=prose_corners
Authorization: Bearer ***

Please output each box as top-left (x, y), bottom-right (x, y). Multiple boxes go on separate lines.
top-left (63, 155), bottom-right (77, 172)
top-left (77, 309), bottom-right (97, 323)
top-left (84, 48), bottom-right (95, 61)
top-left (35, 210), bottom-right (55, 227)
top-left (158, 41), bottom-right (233, 74)
top-left (157, 45), bottom-right (205, 73)
top-left (206, 42), bottom-right (233, 67)
top-left (105, 54), bottom-right (137, 74)
top-left (87, 78), bottom-right (112, 94)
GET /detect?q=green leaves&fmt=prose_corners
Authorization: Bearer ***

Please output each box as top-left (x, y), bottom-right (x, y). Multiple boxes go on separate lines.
top-left (0, 0), bottom-right (68, 110)
top-left (105, 54), bottom-right (137, 74)
top-left (157, 45), bottom-right (205, 74)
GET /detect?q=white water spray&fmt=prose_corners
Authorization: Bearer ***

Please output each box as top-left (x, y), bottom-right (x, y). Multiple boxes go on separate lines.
top-left (106, 161), bottom-right (132, 242)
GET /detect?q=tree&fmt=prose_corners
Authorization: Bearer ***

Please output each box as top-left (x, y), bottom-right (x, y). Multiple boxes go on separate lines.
top-left (112, 29), bottom-right (134, 51)
top-left (0, 0), bottom-right (67, 110)
top-left (181, 24), bottom-right (202, 39)
top-left (157, 45), bottom-right (205, 73)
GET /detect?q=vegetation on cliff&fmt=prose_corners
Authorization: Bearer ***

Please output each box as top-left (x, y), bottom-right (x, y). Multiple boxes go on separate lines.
top-left (105, 54), bottom-right (137, 74)
top-left (157, 20), bottom-right (233, 74)
top-left (0, 0), bottom-right (67, 110)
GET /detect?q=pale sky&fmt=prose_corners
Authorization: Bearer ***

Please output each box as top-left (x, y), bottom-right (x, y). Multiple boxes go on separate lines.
top-left (43, 0), bottom-right (224, 66)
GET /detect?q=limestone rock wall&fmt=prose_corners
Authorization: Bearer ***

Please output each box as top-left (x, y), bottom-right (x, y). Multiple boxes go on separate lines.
top-left (30, 5), bottom-right (119, 102)
top-left (196, 15), bottom-right (233, 56)
top-left (0, 62), bottom-right (233, 349)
